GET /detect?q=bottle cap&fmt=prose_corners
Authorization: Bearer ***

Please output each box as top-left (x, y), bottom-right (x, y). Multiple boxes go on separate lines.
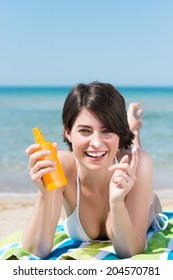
top-left (32, 127), bottom-right (45, 144)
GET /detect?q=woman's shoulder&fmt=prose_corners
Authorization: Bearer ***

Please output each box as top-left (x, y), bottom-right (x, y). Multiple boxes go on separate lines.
top-left (58, 149), bottom-right (74, 159)
top-left (137, 148), bottom-right (152, 166)
top-left (120, 147), bottom-right (152, 168)
top-left (57, 150), bottom-right (76, 175)
top-left (134, 148), bottom-right (152, 178)
top-left (57, 150), bottom-right (77, 203)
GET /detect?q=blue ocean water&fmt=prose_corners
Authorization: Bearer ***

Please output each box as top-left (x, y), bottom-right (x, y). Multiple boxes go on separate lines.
top-left (0, 86), bottom-right (173, 193)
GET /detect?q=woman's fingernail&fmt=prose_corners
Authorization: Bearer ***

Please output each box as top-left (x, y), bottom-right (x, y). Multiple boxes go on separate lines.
top-left (132, 146), bottom-right (137, 153)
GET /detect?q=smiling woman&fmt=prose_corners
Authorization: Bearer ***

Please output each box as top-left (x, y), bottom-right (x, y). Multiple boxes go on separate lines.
top-left (22, 81), bottom-right (166, 259)
top-left (64, 107), bottom-right (120, 170)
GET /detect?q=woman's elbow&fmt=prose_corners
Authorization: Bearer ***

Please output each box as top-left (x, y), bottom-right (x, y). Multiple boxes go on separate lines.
top-left (22, 239), bottom-right (52, 259)
top-left (114, 243), bottom-right (145, 259)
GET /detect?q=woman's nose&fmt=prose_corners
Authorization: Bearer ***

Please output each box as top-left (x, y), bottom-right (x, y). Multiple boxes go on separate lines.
top-left (90, 135), bottom-right (101, 148)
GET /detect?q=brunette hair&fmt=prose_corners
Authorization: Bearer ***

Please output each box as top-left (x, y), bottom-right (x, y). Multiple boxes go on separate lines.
top-left (62, 82), bottom-right (134, 151)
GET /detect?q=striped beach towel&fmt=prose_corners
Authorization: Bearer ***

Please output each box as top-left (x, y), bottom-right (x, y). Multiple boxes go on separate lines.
top-left (0, 211), bottom-right (173, 260)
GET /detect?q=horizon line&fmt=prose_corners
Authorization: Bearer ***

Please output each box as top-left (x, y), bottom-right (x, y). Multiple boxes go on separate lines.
top-left (0, 84), bottom-right (173, 88)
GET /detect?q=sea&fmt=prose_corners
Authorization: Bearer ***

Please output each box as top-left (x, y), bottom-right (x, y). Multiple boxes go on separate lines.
top-left (0, 86), bottom-right (173, 194)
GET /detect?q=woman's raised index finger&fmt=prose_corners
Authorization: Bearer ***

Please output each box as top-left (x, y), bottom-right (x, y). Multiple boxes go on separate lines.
top-left (130, 146), bottom-right (138, 173)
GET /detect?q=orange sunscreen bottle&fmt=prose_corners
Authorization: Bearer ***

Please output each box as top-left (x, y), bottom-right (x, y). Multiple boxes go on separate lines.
top-left (32, 127), bottom-right (67, 191)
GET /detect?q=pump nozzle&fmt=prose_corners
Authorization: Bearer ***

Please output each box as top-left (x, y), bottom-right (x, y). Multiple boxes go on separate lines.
top-left (32, 127), bottom-right (45, 144)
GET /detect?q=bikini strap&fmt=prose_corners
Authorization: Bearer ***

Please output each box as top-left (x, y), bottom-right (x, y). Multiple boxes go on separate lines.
top-left (76, 166), bottom-right (80, 207)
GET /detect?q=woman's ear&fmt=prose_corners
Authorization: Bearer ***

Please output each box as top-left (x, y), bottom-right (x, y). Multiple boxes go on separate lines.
top-left (64, 128), bottom-right (72, 143)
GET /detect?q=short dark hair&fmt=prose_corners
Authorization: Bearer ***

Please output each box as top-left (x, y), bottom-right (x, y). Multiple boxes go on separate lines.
top-left (62, 82), bottom-right (134, 151)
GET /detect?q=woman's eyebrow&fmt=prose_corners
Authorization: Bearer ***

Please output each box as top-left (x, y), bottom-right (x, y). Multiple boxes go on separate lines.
top-left (77, 124), bottom-right (106, 129)
top-left (77, 125), bottom-right (92, 128)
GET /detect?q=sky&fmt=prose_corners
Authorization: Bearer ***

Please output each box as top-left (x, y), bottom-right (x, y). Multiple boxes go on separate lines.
top-left (0, 0), bottom-right (173, 86)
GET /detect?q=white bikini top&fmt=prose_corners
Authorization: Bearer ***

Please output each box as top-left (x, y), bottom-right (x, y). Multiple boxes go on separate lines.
top-left (63, 162), bottom-right (169, 241)
top-left (63, 169), bottom-right (93, 241)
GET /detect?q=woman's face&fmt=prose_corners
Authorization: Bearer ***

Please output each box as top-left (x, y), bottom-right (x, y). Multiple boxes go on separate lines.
top-left (65, 108), bottom-right (120, 170)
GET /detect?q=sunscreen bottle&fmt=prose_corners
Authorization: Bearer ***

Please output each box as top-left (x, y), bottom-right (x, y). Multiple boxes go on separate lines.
top-left (32, 127), bottom-right (67, 191)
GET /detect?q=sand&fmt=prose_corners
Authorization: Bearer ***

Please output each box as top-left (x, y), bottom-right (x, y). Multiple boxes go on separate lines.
top-left (0, 195), bottom-right (35, 240)
top-left (0, 189), bottom-right (173, 240)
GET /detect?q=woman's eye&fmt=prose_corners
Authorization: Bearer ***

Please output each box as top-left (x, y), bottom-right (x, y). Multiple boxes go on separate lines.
top-left (102, 129), bottom-right (111, 133)
top-left (79, 129), bottom-right (91, 133)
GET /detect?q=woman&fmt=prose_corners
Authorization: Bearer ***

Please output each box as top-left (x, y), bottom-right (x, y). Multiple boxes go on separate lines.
top-left (22, 82), bottom-right (164, 259)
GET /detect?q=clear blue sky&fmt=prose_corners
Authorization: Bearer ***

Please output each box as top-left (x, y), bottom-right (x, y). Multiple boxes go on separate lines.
top-left (0, 0), bottom-right (173, 86)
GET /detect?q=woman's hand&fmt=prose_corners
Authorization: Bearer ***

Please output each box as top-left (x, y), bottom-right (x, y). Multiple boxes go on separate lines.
top-left (109, 147), bottom-right (138, 205)
top-left (25, 142), bottom-right (58, 193)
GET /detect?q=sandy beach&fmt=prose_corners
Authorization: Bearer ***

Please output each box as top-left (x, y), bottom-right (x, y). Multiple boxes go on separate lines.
top-left (0, 189), bottom-right (173, 241)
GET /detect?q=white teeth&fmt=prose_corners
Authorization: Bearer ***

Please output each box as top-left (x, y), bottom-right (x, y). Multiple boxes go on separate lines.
top-left (85, 151), bottom-right (106, 158)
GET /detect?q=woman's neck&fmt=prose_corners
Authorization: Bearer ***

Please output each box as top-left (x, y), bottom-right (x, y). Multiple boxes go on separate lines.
top-left (77, 164), bottom-right (113, 194)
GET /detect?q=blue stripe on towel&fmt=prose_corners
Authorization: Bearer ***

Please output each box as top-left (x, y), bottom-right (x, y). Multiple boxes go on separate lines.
top-left (44, 239), bottom-right (83, 260)
top-left (56, 224), bottom-right (64, 233)
top-left (101, 253), bottom-right (120, 260)
top-left (168, 250), bottom-right (173, 260)
top-left (0, 243), bottom-right (20, 255)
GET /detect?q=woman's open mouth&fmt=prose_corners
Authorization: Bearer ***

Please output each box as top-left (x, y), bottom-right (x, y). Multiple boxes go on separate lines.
top-left (84, 151), bottom-right (107, 159)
